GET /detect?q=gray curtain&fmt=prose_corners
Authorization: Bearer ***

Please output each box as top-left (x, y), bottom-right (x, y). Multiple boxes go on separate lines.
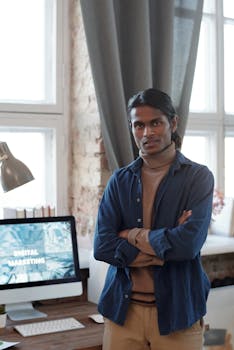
top-left (80, 0), bottom-right (203, 171)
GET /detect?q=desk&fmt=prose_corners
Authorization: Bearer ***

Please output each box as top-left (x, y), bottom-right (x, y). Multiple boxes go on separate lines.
top-left (0, 300), bottom-right (103, 350)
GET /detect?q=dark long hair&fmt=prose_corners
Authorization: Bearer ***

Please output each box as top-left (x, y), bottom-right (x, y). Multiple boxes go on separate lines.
top-left (127, 88), bottom-right (181, 149)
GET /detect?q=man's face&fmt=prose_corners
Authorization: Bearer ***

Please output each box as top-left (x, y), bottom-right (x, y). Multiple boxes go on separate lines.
top-left (130, 105), bottom-right (177, 156)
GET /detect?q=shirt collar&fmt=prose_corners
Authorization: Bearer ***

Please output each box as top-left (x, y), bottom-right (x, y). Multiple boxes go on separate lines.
top-left (126, 150), bottom-right (193, 175)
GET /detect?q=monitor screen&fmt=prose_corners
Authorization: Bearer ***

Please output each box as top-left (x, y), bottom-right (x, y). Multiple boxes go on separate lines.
top-left (0, 216), bottom-right (83, 320)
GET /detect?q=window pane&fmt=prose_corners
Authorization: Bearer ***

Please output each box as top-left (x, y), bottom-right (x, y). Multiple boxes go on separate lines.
top-left (181, 135), bottom-right (208, 165)
top-left (190, 15), bottom-right (216, 112)
top-left (225, 136), bottom-right (234, 197)
top-left (0, 129), bottom-right (56, 217)
top-left (0, 0), bottom-right (56, 104)
top-left (224, 23), bottom-right (234, 114)
top-left (223, 0), bottom-right (234, 19)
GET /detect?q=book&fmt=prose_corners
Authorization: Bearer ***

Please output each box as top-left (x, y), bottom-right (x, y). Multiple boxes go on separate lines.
top-left (49, 206), bottom-right (56, 217)
top-left (0, 340), bottom-right (20, 349)
top-left (25, 208), bottom-right (34, 218)
top-left (33, 206), bottom-right (43, 217)
top-left (3, 207), bottom-right (17, 219)
top-left (16, 208), bottom-right (25, 218)
top-left (42, 206), bottom-right (50, 217)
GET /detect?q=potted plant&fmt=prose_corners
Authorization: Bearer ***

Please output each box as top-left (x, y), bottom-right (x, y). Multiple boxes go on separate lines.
top-left (0, 304), bottom-right (6, 328)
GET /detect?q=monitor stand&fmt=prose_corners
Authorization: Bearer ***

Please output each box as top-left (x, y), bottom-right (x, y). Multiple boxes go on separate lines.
top-left (6, 302), bottom-right (47, 321)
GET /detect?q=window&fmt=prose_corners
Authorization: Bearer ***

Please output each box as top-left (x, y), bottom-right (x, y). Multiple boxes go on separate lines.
top-left (189, 0), bottom-right (216, 113)
top-left (0, 0), bottom-right (56, 105)
top-left (0, 0), bottom-right (69, 218)
top-left (0, 128), bottom-right (55, 209)
top-left (181, 133), bottom-right (215, 170)
top-left (183, 0), bottom-right (234, 197)
top-left (225, 134), bottom-right (234, 197)
top-left (224, 22), bottom-right (234, 114)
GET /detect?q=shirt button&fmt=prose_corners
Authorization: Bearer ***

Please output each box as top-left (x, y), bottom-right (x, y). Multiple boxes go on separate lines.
top-left (124, 294), bottom-right (129, 299)
top-left (137, 218), bottom-right (142, 223)
top-left (136, 198), bottom-right (140, 202)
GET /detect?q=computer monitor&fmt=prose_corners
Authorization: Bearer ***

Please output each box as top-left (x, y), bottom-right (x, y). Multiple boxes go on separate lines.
top-left (0, 215), bottom-right (83, 321)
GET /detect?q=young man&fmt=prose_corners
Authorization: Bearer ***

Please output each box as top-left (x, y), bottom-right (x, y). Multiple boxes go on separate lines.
top-left (94, 88), bottom-right (214, 350)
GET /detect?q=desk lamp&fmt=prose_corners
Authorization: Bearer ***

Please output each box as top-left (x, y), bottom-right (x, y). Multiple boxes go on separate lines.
top-left (0, 141), bottom-right (34, 192)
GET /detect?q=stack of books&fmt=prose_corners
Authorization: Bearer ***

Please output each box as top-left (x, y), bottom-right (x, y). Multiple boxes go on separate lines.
top-left (3, 206), bottom-right (56, 219)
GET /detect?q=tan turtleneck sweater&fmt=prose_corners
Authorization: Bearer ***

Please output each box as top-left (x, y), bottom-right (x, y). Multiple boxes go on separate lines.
top-left (128, 142), bottom-right (176, 304)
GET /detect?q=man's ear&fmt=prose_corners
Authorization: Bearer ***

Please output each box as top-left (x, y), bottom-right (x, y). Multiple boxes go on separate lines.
top-left (171, 115), bottom-right (178, 133)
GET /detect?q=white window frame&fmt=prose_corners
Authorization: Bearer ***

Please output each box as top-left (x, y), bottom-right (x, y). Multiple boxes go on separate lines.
top-left (185, 115), bottom-right (222, 186)
top-left (0, 0), bottom-right (70, 215)
top-left (187, 0), bottom-right (234, 195)
top-left (0, 0), bottom-right (64, 114)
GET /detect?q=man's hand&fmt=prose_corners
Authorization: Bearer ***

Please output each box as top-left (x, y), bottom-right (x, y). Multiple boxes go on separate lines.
top-left (118, 229), bottom-right (129, 239)
top-left (178, 210), bottom-right (192, 225)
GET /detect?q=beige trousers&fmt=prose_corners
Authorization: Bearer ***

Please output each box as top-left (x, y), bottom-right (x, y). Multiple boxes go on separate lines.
top-left (102, 303), bottom-right (204, 350)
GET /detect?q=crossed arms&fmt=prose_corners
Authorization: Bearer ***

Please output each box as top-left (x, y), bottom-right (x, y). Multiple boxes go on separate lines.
top-left (118, 210), bottom-right (192, 267)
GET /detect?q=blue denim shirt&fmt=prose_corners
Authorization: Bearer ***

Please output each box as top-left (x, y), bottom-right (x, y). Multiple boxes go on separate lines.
top-left (94, 151), bottom-right (214, 335)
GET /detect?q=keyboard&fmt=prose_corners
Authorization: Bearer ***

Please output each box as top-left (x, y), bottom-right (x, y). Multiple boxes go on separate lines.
top-left (14, 317), bottom-right (85, 337)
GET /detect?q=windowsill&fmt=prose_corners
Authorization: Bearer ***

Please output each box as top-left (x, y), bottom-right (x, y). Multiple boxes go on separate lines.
top-left (201, 235), bottom-right (234, 256)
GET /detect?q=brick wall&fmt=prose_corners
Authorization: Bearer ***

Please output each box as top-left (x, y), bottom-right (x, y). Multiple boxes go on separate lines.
top-left (69, 0), bottom-right (110, 248)
top-left (202, 253), bottom-right (234, 287)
